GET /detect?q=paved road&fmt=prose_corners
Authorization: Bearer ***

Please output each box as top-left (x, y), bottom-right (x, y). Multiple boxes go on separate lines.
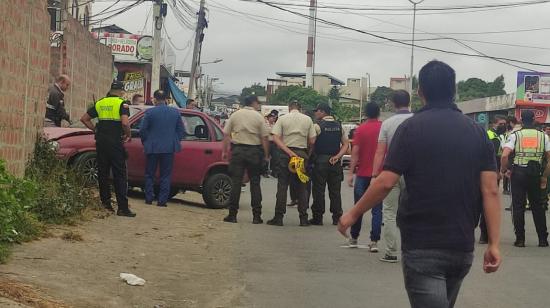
top-left (225, 177), bottom-right (550, 308)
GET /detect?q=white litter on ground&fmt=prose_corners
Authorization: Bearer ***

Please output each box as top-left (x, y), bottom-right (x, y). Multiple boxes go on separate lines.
top-left (119, 273), bottom-right (146, 286)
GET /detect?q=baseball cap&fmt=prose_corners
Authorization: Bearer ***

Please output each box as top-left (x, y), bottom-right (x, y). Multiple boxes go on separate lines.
top-left (269, 110), bottom-right (279, 117)
top-left (315, 102), bottom-right (332, 114)
top-left (111, 80), bottom-right (124, 90)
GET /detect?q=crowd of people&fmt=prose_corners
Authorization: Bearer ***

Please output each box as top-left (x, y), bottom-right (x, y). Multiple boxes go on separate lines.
top-left (44, 59), bottom-right (550, 307)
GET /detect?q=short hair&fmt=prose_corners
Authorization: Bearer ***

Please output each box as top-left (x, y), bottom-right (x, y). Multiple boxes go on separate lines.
top-left (418, 60), bottom-right (456, 104)
top-left (244, 95), bottom-right (258, 106)
top-left (56, 74), bottom-right (70, 83)
top-left (491, 115), bottom-right (507, 124)
top-left (289, 100), bottom-right (301, 110)
top-left (392, 90), bottom-right (410, 108)
top-left (153, 90), bottom-right (167, 100)
top-left (507, 115), bottom-right (518, 125)
top-left (132, 94), bottom-right (143, 102)
top-left (521, 110), bottom-right (535, 124)
top-left (365, 102), bottom-right (380, 119)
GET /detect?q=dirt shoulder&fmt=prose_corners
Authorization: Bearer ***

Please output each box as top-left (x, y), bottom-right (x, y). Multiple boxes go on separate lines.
top-left (0, 192), bottom-right (244, 308)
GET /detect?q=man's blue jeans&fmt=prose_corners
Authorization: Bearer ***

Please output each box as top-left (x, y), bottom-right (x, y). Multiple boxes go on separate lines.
top-left (144, 153), bottom-right (175, 205)
top-left (350, 176), bottom-right (382, 241)
top-left (402, 249), bottom-right (473, 308)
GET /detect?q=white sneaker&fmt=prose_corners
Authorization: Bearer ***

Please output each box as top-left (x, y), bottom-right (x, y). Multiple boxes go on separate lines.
top-left (348, 238), bottom-right (358, 248)
top-left (368, 242), bottom-right (379, 253)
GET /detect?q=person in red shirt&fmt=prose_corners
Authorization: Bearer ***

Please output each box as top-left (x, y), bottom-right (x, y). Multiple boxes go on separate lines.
top-left (347, 103), bottom-right (383, 251)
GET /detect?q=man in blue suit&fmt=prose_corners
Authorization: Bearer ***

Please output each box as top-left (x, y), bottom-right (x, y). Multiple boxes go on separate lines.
top-left (140, 90), bottom-right (185, 207)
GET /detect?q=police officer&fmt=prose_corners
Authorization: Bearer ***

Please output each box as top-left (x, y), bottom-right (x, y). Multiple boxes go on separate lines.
top-left (222, 95), bottom-right (270, 224)
top-left (268, 100), bottom-right (317, 227)
top-left (480, 115), bottom-right (507, 243)
top-left (310, 103), bottom-right (349, 226)
top-left (80, 81), bottom-right (136, 217)
top-left (501, 110), bottom-right (549, 247)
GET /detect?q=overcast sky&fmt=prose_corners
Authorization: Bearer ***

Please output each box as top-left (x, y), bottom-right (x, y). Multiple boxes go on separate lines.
top-left (93, 0), bottom-right (550, 96)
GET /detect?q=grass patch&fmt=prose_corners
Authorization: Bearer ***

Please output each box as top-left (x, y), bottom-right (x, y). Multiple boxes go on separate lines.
top-left (61, 231), bottom-right (83, 242)
top-left (0, 138), bottom-right (100, 263)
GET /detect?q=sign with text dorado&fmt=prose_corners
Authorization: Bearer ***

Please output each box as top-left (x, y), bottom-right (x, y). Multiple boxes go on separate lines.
top-left (516, 71), bottom-right (550, 105)
top-left (105, 37), bottom-right (137, 56)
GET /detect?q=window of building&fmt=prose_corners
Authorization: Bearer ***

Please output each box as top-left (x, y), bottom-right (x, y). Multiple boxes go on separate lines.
top-left (72, 0), bottom-right (79, 19)
top-left (83, 6), bottom-right (89, 28)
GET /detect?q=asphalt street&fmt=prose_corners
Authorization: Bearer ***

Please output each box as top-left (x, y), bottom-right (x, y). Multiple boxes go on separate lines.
top-left (225, 177), bottom-right (550, 308)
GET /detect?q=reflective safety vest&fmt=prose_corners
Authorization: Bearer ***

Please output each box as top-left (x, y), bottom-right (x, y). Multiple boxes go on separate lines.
top-left (487, 129), bottom-right (503, 156)
top-left (95, 96), bottom-right (125, 121)
top-left (513, 129), bottom-right (546, 166)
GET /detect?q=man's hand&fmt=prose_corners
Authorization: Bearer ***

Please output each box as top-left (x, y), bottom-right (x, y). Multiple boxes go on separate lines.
top-left (123, 135), bottom-right (131, 143)
top-left (504, 170), bottom-right (512, 179)
top-left (347, 174), bottom-right (354, 187)
top-left (483, 245), bottom-right (501, 273)
top-left (264, 155), bottom-right (270, 163)
top-left (337, 212), bottom-right (358, 238)
top-left (329, 156), bottom-right (340, 165)
top-left (541, 177), bottom-right (548, 189)
top-left (288, 151), bottom-right (298, 158)
top-left (222, 151), bottom-right (228, 161)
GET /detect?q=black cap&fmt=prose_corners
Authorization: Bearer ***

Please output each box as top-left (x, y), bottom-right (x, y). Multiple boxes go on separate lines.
top-left (315, 102), bottom-right (332, 114)
top-left (111, 80), bottom-right (124, 90)
top-left (521, 110), bottom-right (535, 124)
top-left (269, 110), bottom-right (279, 117)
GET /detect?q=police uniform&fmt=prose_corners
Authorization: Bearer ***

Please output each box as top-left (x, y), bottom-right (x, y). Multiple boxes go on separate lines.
top-left (310, 115), bottom-right (346, 225)
top-left (86, 83), bottom-right (134, 216)
top-left (503, 128), bottom-right (549, 246)
top-left (223, 106), bottom-right (269, 223)
top-left (269, 108), bottom-right (317, 226)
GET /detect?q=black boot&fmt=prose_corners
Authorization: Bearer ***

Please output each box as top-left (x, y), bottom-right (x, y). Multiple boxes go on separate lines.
top-left (267, 216), bottom-right (283, 226)
top-left (223, 213), bottom-right (237, 223)
top-left (117, 208), bottom-right (136, 217)
top-left (332, 215), bottom-right (342, 226)
top-left (252, 214), bottom-right (263, 224)
top-left (309, 216), bottom-right (323, 226)
top-left (300, 216), bottom-right (311, 227)
top-left (514, 235), bottom-right (525, 247)
top-left (539, 232), bottom-right (549, 247)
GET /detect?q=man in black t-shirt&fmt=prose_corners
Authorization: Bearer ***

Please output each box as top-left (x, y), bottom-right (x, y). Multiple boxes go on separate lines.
top-left (80, 81), bottom-right (135, 217)
top-left (338, 61), bottom-right (502, 308)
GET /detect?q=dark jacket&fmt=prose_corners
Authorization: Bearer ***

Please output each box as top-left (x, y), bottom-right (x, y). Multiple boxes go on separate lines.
top-left (139, 104), bottom-right (185, 154)
top-left (45, 84), bottom-right (70, 126)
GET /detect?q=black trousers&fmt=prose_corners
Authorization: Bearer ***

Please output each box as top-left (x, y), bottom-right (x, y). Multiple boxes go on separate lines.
top-left (511, 166), bottom-right (548, 240)
top-left (96, 142), bottom-right (129, 211)
top-left (311, 155), bottom-right (344, 220)
top-left (275, 149), bottom-right (309, 218)
top-left (228, 145), bottom-right (262, 215)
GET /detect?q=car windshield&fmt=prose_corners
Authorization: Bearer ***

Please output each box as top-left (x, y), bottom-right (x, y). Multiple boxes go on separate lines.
top-left (69, 106), bottom-right (142, 128)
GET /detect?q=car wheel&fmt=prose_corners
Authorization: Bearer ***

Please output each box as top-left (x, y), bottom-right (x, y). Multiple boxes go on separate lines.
top-left (202, 173), bottom-right (232, 209)
top-left (74, 152), bottom-right (98, 185)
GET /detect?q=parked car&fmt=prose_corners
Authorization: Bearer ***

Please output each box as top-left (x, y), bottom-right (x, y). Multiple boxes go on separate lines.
top-left (44, 106), bottom-right (232, 209)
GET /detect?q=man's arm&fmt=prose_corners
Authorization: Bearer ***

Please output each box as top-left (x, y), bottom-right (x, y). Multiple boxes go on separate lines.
top-left (80, 113), bottom-right (95, 131)
top-left (329, 133), bottom-right (350, 165)
top-left (273, 134), bottom-right (297, 157)
top-left (222, 133), bottom-right (231, 160)
top-left (371, 142), bottom-right (387, 177)
top-left (176, 113), bottom-right (185, 140)
top-left (338, 170), bottom-right (400, 236)
top-left (347, 142), bottom-right (360, 187)
top-left (480, 171), bottom-right (502, 273)
top-left (59, 103), bottom-right (71, 123)
top-left (262, 136), bottom-right (270, 160)
top-left (121, 114), bottom-right (131, 142)
top-left (500, 148), bottom-right (512, 175)
top-left (139, 112), bottom-right (149, 142)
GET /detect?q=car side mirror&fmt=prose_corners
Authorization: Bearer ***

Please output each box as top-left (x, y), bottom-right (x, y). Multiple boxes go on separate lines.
top-left (195, 125), bottom-right (208, 139)
top-left (131, 129), bottom-right (140, 138)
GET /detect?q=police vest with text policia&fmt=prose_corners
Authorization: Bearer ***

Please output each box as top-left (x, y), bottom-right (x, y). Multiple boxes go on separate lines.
top-left (95, 96), bottom-right (125, 121)
top-left (513, 129), bottom-right (545, 168)
top-left (315, 120), bottom-right (342, 156)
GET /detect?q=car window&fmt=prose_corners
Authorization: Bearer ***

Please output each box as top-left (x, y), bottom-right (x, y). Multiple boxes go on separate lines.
top-left (183, 114), bottom-right (210, 141)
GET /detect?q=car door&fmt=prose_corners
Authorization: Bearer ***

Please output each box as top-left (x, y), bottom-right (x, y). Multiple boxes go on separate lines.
top-left (124, 112), bottom-right (147, 184)
top-left (172, 112), bottom-right (216, 187)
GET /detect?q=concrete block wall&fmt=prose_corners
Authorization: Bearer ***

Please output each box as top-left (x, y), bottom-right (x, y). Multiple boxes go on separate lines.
top-left (0, 0), bottom-right (51, 176)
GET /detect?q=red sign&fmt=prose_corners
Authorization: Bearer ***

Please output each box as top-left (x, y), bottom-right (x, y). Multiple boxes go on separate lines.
top-left (515, 106), bottom-right (548, 123)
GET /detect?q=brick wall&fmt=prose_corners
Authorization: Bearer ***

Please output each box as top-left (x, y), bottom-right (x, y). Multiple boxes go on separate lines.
top-left (50, 18), bottom-right (113, 121)
top-left (0, 0), bottom-right (51, 176)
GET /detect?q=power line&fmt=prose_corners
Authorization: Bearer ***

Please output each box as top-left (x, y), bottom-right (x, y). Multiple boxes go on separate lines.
top-left (253, 0), bottom-right (550, 68)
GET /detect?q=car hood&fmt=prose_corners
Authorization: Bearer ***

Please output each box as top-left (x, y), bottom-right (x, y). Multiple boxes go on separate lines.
top-left (44, 127), bottom-right (93, 141)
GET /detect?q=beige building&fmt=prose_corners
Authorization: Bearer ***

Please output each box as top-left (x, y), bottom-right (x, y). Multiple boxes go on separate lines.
top-left (267, 72), bottom-right (345, 97)
top-left (390, 77), bottom-right (409, 91)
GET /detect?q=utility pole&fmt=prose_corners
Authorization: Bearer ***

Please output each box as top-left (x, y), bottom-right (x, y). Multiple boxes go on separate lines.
top-left (151, 0), bottom-right (165, 92)
top-left (189, 0), bottom-right (207, 100)
top-left (305, 0), bottom-right (317, 88)
top-left (408, 0), bottom-right (424, 94)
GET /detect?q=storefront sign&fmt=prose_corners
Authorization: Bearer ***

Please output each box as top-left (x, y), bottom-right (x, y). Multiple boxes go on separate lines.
top-left (105, 37), bottom-right (137, 56)
top-left (515, 106), bottom-right (549, 123)
top-left (121, 72), bottom-right (144, 101)
top-left (516, 72), bottom-right (550, 105)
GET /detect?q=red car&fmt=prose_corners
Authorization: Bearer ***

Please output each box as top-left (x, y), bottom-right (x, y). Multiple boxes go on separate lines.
top-left (44, 106), bottom-right (232, 209)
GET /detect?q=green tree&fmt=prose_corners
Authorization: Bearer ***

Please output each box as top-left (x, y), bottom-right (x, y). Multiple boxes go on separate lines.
top-left (370, 86), bottom-right (393, 109)
top-left (457, 75), bottom-right (506, 101)
top-left (328, 86), bottom-right (340, 103)
top-left (269, 85), bottom-right (328, 111)
top-left (333, 103), bottom-right (359, 122)
top-left (240, 83), bottom-right (266, 99)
